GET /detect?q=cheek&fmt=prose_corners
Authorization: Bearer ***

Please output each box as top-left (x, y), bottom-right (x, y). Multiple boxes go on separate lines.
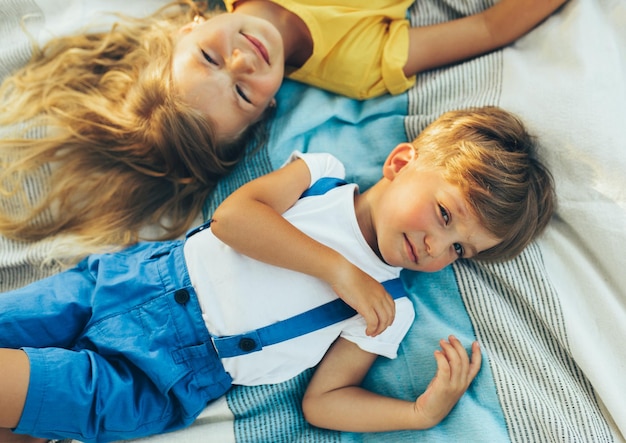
top-left (420, 256), bottom-right (455, 273)
top-left (396, 207), bottom-right (428, 233)
top-left (254, 73), bottom-right (283, 100)
top-left (172, 54), bottom-right (207, 104)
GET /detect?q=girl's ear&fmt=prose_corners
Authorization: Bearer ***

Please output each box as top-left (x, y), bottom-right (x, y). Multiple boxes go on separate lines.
top-left (178, 16), bottom-right (205, 35)
top-left (178, 22), bottom-right (195, 35)
top-left (382, 143), bottom-right (415, 180)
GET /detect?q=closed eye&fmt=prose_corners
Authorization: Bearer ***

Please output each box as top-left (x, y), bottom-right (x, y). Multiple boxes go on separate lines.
top-left (201, 49), bottom-right (217, 65)
top-left (236, 85), bottom-right (252, 104)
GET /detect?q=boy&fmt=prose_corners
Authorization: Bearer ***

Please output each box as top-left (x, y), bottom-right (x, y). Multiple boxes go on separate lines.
top-left (0, 106), bottom-right (554, 442)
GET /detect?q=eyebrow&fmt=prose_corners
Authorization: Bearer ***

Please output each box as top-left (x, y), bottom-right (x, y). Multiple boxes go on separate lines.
top-left (454, 197), bottom-right (470, 219)
top-left (465, 243), bottom-right (479, 258)
top-left (451, 195), bottom-right (479, 257)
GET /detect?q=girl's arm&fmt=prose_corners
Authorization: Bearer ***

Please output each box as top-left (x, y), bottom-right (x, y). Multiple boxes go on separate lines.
top-left (210, 158), bottom-right (395, 337)
top-left (302, 336), bottom-right (482, 431)
top-left (404, 0), bottom-right (568, 76)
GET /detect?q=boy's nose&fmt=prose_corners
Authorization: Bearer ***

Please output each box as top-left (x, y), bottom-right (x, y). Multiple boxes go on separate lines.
top-left (228, 48), bottom-right (255, 74)
top-left (425, 235), bottom-right (447, 258)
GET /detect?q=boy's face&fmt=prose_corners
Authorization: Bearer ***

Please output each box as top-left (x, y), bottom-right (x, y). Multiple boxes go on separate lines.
top-left (172, 12), bottom-right (285, 142)
top-left (371, 144), bottom-right (501, 273)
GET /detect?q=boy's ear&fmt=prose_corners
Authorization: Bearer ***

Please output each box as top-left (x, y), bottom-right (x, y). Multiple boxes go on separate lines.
top-left (382, 143), bottom-right (415, 180)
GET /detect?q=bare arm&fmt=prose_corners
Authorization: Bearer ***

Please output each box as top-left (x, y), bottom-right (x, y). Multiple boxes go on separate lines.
top-left (210, 158), bottom-right (395, 337)
top-left (302, 336), bottom-right (482, 431)
top-left (404, 0), bottom-right (568, 76)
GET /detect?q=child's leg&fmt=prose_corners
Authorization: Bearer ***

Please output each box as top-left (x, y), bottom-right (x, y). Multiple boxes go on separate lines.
top-left (6, 345), bottom-right (173, 441)
top-left (0, 352), bottom-right (46, 441)
top-left (0, 429), bottom-right (46, 443)
top-left (0, 349), bottom-right (30, 428)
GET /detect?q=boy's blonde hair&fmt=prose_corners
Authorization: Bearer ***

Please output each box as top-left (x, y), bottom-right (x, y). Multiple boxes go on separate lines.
top-left (411, 106), bottom-right (555, 261)
top-left (0, 1), bottom-right (264, 255)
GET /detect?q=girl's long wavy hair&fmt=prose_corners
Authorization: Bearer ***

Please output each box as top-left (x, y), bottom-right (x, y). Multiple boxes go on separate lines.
top-left (0, 1), bottom-right (262, 256)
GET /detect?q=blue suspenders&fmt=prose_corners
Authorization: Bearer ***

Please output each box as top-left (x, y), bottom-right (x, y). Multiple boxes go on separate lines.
top-left (188, 177), bottom-right (407, 358)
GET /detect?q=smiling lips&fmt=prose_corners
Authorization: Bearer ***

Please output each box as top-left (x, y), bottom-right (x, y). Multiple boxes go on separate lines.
top-left (242, 33), bottom-right (270, 65)
top-left (404, 234), bottom-right (418, 264)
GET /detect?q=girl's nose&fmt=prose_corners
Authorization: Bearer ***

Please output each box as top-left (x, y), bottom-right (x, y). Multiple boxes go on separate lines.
top-left (228, 48), bottom-right (254, 74)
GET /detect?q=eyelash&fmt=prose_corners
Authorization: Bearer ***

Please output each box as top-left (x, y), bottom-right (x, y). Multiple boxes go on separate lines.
top-left (439, 205), bottom-right (464, 258)
top-left (201, 49), bottom-right (217, 65)
top-left (439, 205), bottom-right (450, 224)
top-left (201, 49), bottom-right (252, 104)
top-left (236, 85), bottom-right (252, 104)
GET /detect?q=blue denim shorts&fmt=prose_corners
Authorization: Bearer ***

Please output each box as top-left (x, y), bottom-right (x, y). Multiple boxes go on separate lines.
top-left (0, 241), bottom-right (232, 442)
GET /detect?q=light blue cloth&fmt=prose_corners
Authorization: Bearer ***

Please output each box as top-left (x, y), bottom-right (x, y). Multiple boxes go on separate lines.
top-left (267, 80), bottom-right (408, 190)
top-left (343, 268), bottom-right (507, 442)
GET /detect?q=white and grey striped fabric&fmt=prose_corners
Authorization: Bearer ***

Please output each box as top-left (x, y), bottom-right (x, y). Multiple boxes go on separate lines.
top-left (456, 247), bottom-right (613, 442)
top-left (0, 0), bottom-right (64, 291)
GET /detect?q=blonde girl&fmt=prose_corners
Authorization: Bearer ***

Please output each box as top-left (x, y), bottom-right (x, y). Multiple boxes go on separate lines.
top-left (0, 1), bottom-right (271, 255)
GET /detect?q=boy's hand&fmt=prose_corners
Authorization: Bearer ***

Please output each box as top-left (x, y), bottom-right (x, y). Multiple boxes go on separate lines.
top-left (412, 336), bottom-right (482, 428)
top-left (329, 263), bottom-right (396, 337)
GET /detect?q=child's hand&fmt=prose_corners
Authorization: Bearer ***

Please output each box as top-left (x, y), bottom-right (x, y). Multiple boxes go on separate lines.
top-left (412, 336), bottom-right (482, 428)
top-left (329, 263), bottom-right (396, 337)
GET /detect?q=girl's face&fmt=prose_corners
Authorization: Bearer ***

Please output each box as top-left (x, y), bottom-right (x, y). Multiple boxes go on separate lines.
top-left (172, 12), bottom-right (285, 142)
top-left (368, 144), bottom-right (501, 273)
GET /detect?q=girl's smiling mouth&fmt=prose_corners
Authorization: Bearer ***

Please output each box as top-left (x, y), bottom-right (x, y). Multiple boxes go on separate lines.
top-left (242, 33), bottom-right (270, 65)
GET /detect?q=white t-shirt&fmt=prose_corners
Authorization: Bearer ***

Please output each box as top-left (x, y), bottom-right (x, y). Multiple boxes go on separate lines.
top-left (183, 152), bottom-right (414, 386)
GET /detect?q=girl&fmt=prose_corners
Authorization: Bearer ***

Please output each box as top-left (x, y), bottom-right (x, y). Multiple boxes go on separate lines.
top-left (183, 0), bottom-right (568, 141)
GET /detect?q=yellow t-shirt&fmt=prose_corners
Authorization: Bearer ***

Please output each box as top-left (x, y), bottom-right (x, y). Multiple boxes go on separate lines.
top-left (224, 0), bottom-right (415, 100)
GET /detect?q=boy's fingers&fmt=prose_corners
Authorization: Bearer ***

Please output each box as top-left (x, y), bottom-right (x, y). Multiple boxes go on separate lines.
top-left (468, 341), bottom-right (482, 378)
top-left (439, 336), bottom-right (481, 384)
top-left (439, 338), bottom-right (461, 366)
top-left (433, 346), bottom-right (453, 384)
top-left (449, 335), bottom-right (470, 369)
top-left (365, 292), bottom-right (395, 336)
top-left (362, 309), bottom-right (380, 336)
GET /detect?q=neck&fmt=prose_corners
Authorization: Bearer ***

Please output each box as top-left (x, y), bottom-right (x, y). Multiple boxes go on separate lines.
top-left (233, 0), bottom-right (312, 67)
top-left (354, 182), bottom-right (385, 258)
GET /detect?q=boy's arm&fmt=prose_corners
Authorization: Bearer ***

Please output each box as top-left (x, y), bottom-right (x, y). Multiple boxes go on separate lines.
top-left (302, 336), bottom-right (482, 431)
top-left (210, 158), bottom-right (395, 337)
top-left (403, 0), bottom-right (567, 76)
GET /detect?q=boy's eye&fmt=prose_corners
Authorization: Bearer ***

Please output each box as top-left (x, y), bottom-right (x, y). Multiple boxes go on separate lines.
top-left (439, 205), bottom-right (450, 224)
top-left (236, 85), bottom-right (252, 104)
top-left (201, 49), bottom-right (217, 65)
top-left (453, 243), bottom-right (464, 258)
